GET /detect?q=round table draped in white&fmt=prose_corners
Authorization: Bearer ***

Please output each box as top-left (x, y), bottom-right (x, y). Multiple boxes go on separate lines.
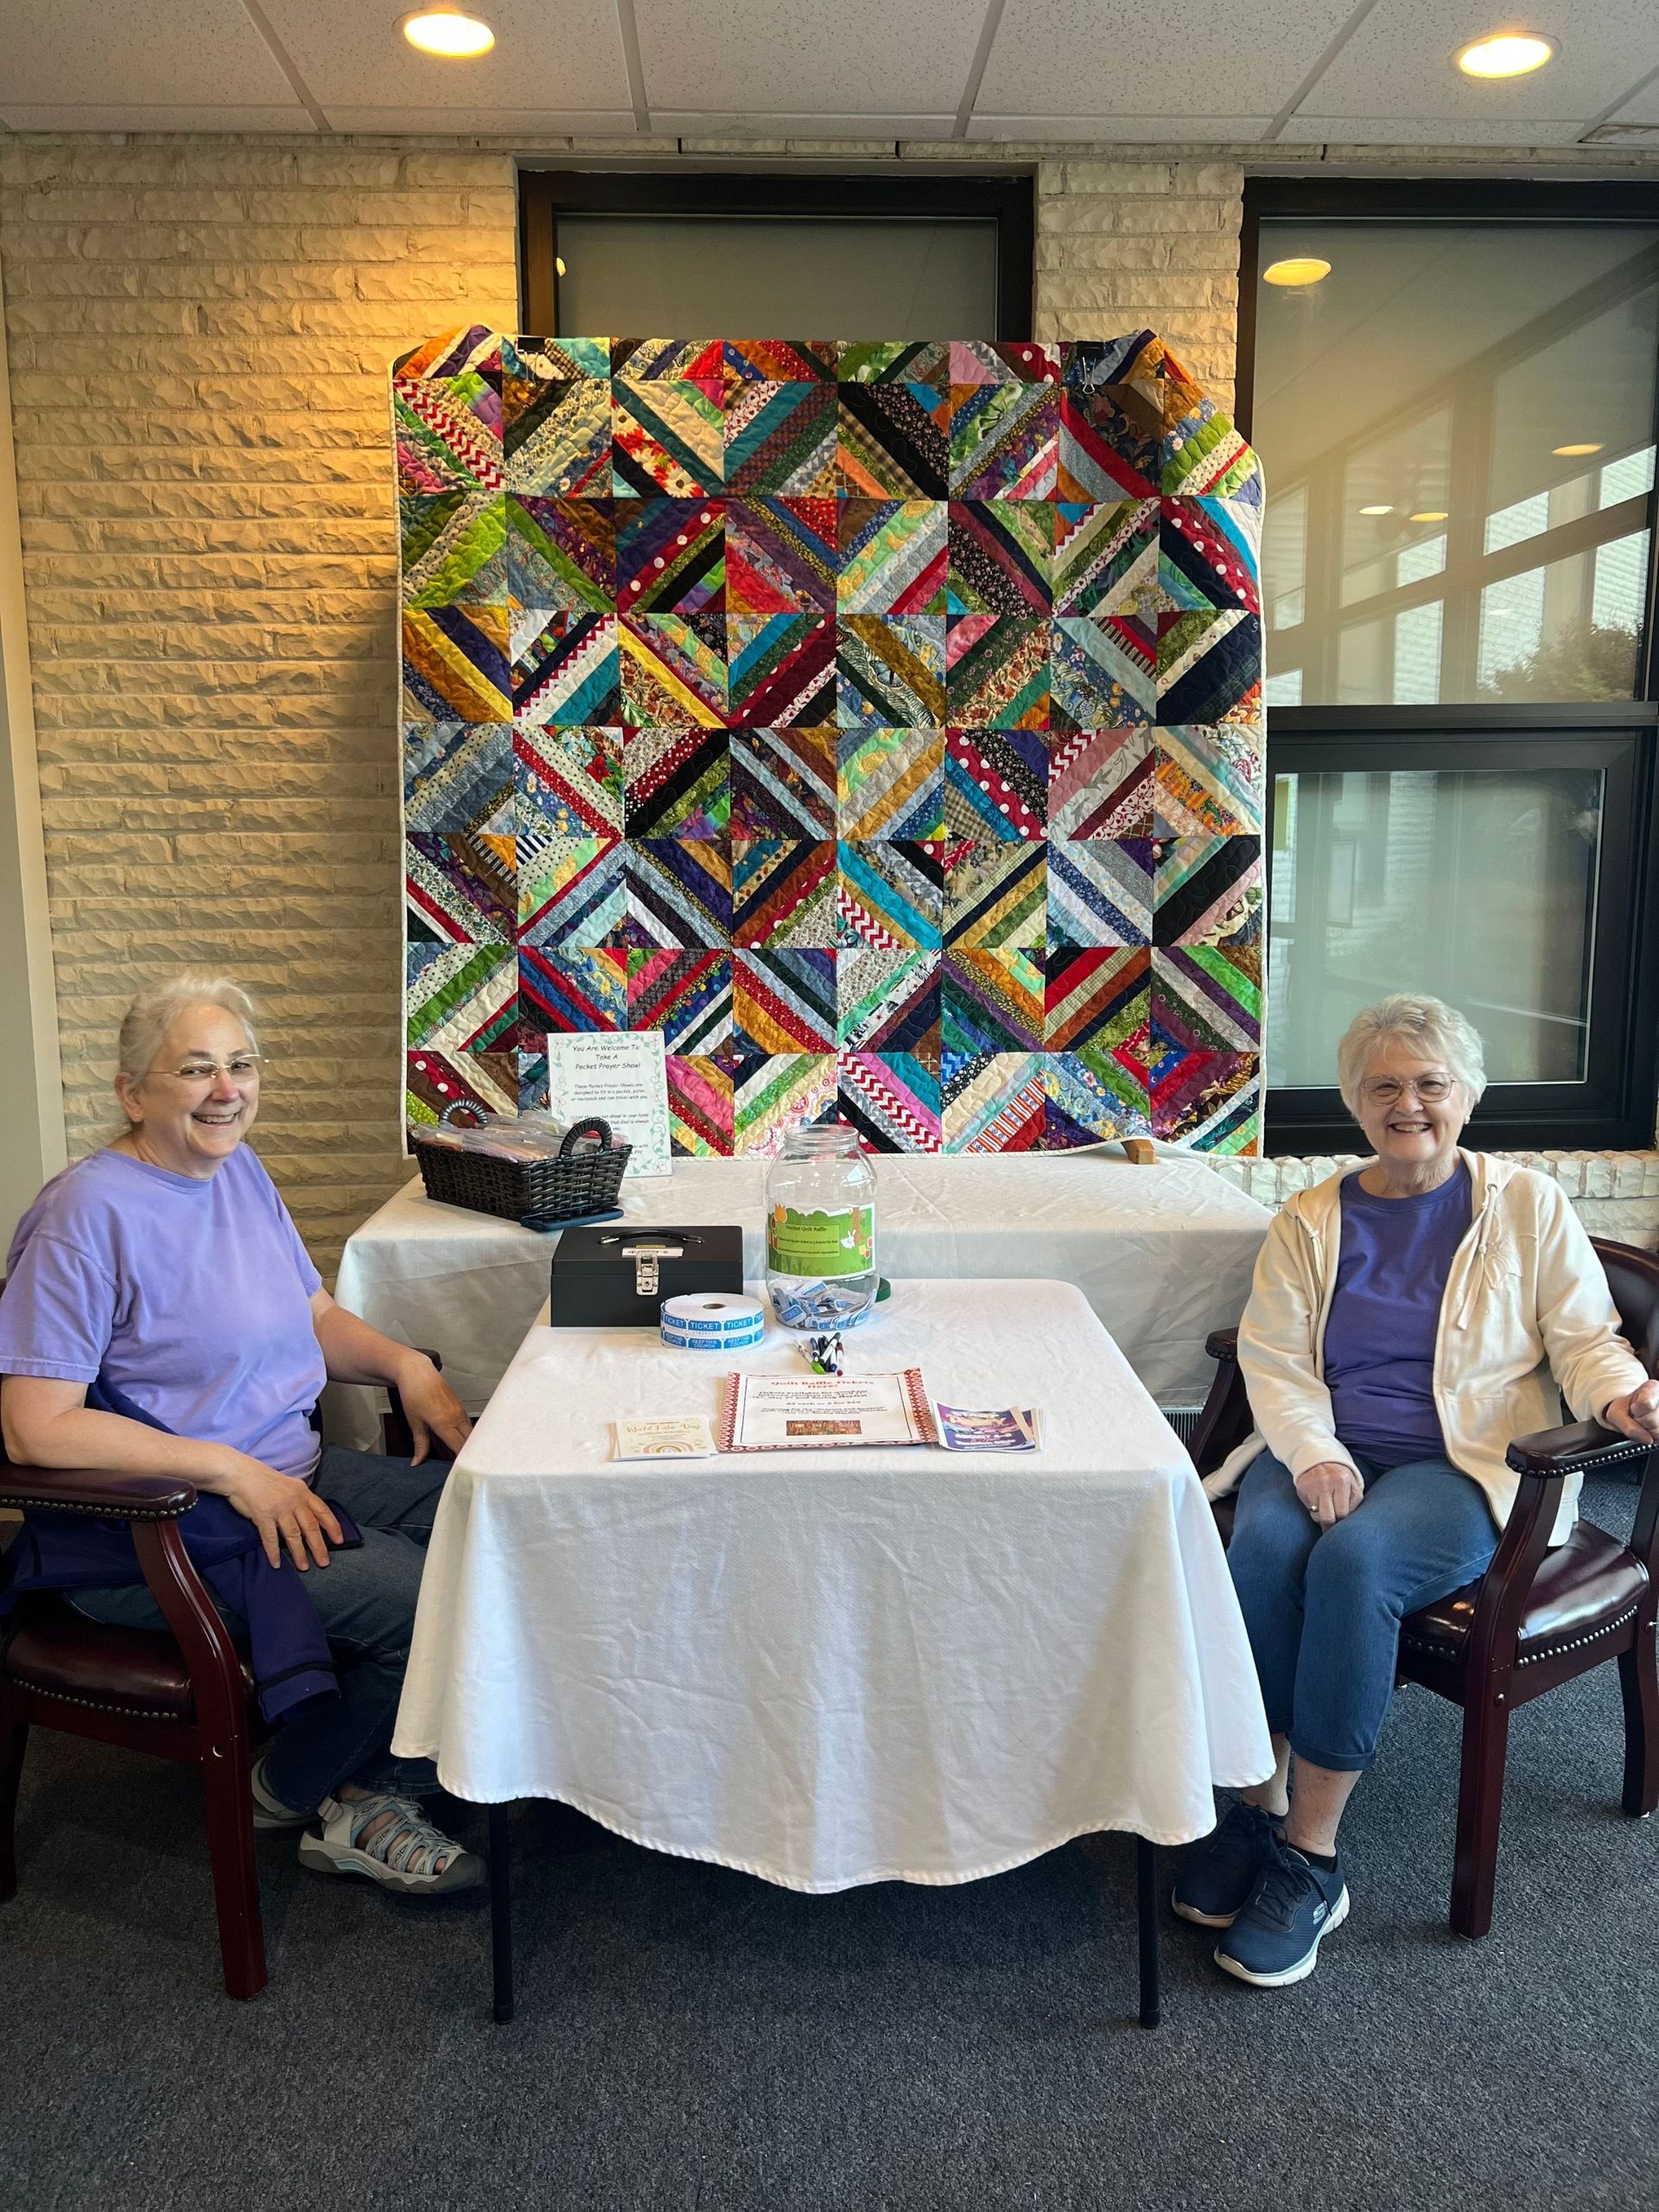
top-left (392, 1278), bottom-right (1273, 1892)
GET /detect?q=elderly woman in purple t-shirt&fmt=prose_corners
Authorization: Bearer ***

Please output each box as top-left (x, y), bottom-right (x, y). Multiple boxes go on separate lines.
top-left (1170, 993), bottom-right (1659, 1990)
top-left (0, 973), bottom-right (483, 1895)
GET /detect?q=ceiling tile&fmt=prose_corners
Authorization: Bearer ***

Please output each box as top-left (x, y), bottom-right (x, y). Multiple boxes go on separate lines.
top-left (0, 102), bottom-right (312, 129)
top-left (652, 112), bottom-right (957, 138)
top-left (260, 0), bottom-right (631, 114)
top-left (322, 106), bottom-right (639, 133)
top-left (968, 114), bottom-right (1274, 141)
top-left (976, 0), bottom-right (1356, 118)
top-left (1275, 112), bottom-right (1591, 143)
top-left (0, 0), bottom-right (298, 106)
top-left (1302, 0), bottom-right (1658, 122)
top-left (633, 0), bottom-right (982, 118)
top-left (1602, 71), bottom-right (1659, 126)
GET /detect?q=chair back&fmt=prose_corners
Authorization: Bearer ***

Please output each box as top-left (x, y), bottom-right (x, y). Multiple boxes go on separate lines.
top-left (1591, 1238), bottom-right (1659, 1381)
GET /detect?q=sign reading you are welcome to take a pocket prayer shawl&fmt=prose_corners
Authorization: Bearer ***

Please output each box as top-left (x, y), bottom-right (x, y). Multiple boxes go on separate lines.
top-left (396, 328), bottom-right (1265, 1157)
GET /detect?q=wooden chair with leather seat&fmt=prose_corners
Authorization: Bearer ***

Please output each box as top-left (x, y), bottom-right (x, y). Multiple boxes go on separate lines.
top-left (0, 1365), bottom-right (437, 1999)
top-left (1188, 1234), bottom-right (1659, 1940)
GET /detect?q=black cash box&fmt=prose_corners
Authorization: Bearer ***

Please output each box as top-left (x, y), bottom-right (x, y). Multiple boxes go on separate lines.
top-left (547, 1224), bottom-right (745, 1328)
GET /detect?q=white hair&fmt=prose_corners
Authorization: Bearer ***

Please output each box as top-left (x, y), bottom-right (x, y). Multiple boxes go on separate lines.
top-left (1335, 994), bottom-right (1487, 1118)
top-left (117, 972), bottom-right (259, 1084)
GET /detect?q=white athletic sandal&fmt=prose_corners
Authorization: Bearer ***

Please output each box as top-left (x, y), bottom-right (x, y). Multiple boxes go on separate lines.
top-left (298, 1791), bottom-right (483, 1895)
top-left (250, 1752), bottom-right (313, 1833)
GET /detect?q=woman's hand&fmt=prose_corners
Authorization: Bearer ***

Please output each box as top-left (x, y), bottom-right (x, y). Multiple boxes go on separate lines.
top-left (216, 1453), bottom-right (344, 1571)
top-left (1294, 1459), bottom-right (1363, 1529)
top-left (391, 1353), bottom-right (472, 1466)
top-left (1603, 1379), bottom-right (1659, 1446)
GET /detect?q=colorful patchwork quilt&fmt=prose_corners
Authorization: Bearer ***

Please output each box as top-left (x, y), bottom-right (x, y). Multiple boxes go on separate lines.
top-left (396, 328), bottom-right (1264, 1155)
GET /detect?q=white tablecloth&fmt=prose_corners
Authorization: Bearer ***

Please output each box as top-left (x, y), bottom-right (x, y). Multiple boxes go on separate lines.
top-left (392, 1279), bottom-right (1273, 1890)
top-left (330, 1149), bottom-right (1269, 1448)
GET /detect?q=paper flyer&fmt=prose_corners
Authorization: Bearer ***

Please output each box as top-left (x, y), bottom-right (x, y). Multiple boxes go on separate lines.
top-left (545, 1029), bottom-right (672, 1178)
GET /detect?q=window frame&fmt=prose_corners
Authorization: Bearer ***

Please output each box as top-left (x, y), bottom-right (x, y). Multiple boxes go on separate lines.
top-left (1240, 177), bottom-right (1659, 1156)
top-left (517, 168), bottom-right (1035, 340)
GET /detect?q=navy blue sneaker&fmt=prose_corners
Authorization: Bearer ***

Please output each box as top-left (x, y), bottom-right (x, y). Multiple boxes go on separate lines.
top-left (1170, 1800), bottom-right (1281, 1928)
top-left (1214, 1835), bottom-right (1349, 1986)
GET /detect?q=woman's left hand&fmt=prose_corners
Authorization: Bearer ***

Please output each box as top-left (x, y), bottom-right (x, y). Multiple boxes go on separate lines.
top-left (393, 1354), bottom-right (473, 1465)
top-left (1603, 1379), bottom-right (1659, 1446)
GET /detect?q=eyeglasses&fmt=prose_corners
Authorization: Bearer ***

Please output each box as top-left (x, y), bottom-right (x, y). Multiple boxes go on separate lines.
top-left (149, 1055), bottom-right (264, 1085)
top-left (1362, 1075), bottom-right (1454, 1107)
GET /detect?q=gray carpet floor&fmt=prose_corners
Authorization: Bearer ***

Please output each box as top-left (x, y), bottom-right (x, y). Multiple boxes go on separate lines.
top-left (3, 1474), bottom-right (1656, 2212)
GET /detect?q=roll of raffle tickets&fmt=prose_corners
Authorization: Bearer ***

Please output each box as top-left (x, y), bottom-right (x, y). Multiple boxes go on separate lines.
top-left (659, 1292), bottom-right (767, 1352)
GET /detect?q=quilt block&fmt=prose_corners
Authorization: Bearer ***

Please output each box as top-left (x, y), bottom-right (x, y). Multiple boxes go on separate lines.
top-left (396, 328), bottom-right (1264, 1155)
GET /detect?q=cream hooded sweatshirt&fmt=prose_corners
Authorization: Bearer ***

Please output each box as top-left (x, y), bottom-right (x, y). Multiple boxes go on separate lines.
top-left (1202, 1149), bottom-right (1647, 1546)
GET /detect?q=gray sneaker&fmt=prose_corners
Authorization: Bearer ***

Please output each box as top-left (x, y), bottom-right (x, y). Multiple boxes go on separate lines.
top-left (1171, 1800), bottom-right (1281, 1928)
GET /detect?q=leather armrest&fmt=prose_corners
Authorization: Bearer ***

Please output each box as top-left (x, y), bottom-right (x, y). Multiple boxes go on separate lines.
top-left (0, 1462), bottom-right (197, 1519)
top-left (1505, 1418), bottom-right (1653, 1481)
top-left (1205, 1327), bottom-right (1240, 1361)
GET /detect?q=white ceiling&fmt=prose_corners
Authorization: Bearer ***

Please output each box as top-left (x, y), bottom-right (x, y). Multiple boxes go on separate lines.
top-left (1, 0), bottom-right (1656, 143)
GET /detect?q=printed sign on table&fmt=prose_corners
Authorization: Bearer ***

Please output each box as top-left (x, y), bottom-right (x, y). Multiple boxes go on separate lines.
top-left (547, 1030), bottom-right (672, 1178)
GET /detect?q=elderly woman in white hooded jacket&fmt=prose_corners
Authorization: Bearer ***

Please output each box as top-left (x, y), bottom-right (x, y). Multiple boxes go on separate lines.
top-left (1171, 994), bottom-right (1659, 1989)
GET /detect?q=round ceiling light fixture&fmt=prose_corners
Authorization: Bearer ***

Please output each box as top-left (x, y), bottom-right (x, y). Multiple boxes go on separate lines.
top-left (1552, 441), bottom-right (1603, 456)
top-left (1409, 511), bottom-right (1450, 524)
top-left (1455, 30), bottom-right (1555, 78)
top-left (401, 6), bottom-right (495, 57)
top-left (1262, 257), bottom-right (1332, 288)
top-left (1358, 504), bottom-right (1395, 515)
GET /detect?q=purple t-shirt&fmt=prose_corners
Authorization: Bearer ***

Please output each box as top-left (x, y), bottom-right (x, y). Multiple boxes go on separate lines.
top-left (0, 1144), bottom-right (325, 1478)
top-left (1323, 1160), bottom-right (1472, 1469)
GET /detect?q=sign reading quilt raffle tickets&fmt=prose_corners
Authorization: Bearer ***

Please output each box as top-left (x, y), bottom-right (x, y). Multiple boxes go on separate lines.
top-left (766, 1203), bottom-right (874, 1278)
top-left (546, 1031), bottom-right (672, 1179)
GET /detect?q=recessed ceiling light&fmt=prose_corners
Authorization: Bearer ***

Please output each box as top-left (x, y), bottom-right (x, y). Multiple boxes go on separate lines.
top-left (1456, 31), bottom-right (1555, 79)
top-left (1358, 504), bottom-right (1394, 516)
top-left (1553, 442), bottom-right (1603, 456)
top-left (1263, 257), bottom-right (1332, 288)
top-left (1409, 511), bottom-right (1449, 524)
top-left (401, 6), bottom-right (494, 58)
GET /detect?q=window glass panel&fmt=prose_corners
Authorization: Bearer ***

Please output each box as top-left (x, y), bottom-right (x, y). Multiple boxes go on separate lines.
top-left (556, 215), bottom-right (999, 337)
top-left (1252, 223), bottom-right (1659, 705)
top-left (1267, 766), bottom-right (1600, 1087)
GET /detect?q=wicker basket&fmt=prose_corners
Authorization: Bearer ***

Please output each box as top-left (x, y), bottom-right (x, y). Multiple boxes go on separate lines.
top-left (410, 1114), bottom-right (632, 1229)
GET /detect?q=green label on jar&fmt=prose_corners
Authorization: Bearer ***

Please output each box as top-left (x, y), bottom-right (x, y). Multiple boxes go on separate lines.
top-left (766, 1203), bottom-right (874, 1279)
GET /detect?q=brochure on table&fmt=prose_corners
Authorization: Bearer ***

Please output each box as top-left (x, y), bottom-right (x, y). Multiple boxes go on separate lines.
top-left (545, 1030), bottom-right (671, 1178)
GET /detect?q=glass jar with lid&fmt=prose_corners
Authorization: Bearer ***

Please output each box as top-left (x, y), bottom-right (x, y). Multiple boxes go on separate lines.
top-left (764, 1122), bottom-right (878, 1332)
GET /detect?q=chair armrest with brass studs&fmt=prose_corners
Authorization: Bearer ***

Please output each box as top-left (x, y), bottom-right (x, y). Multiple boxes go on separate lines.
top-left (0, 1464), bottom-right (197, 1519)
top-left (1504, 1418), bottom-right (1653, 1482)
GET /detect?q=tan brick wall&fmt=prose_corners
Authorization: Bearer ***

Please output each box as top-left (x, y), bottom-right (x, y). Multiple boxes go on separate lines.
top-left (7, 129), bottom-right (1649, 1274)
top-left (0, 131), bottom-right (1241, 1274)
top-left (0, 136), bottom-right (519, 1269)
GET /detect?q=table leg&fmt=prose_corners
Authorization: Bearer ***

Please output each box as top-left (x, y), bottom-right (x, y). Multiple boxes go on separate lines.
top-left (488, 1801), bottom-right (515, 2025)
top-left (1135, 1836), bottom-right (1160, 2030)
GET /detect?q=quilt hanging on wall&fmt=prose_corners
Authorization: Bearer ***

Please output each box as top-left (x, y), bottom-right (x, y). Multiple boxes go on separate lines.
top-left (395, 327), bottom-right (1264, 1156)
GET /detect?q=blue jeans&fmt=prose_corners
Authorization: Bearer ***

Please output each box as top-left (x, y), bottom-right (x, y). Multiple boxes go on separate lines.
top-left (70, 1446), bottom-right (447, 1813)
top-left (1227, 1447), bottom-right (1499, 1772)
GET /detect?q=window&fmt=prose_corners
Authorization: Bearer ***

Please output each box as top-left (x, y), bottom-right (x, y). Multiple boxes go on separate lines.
top-left (1243, 181), bottom-right (1659, 1153)
top-left (518, 172), bottom-right (1033, 340)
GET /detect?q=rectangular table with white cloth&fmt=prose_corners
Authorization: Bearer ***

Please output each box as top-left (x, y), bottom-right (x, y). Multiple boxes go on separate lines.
top-left (391, 1278), bottom-right (1274, 2024)
top-left (328, 1149), bottom-right (1271, 1450)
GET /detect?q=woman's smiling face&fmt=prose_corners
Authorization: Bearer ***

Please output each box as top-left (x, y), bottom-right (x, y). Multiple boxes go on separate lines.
top-left (115, 1001), bottom-right (261, 1178)
top-left (1352, 1039), bottom-right (1467, 1173)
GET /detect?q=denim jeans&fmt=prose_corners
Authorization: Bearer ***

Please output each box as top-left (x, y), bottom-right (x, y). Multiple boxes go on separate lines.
top-left (1227, 1446), bottom-right (1500, 1772)
top-left (69, 1446), bottom-right (448, 1813)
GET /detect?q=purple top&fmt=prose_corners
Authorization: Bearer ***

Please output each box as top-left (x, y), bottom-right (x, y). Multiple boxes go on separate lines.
top-left (0, 1144), bottom-right (325, 1479)
top-left (1323, 1160), bottom-right (1472, 1469)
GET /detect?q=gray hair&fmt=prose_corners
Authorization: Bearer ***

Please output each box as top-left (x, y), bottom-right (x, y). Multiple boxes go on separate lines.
top-left (117, 972), bottom-right (259, 1084)
top-left (1335, 994), bottom-right (1487, 1117)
